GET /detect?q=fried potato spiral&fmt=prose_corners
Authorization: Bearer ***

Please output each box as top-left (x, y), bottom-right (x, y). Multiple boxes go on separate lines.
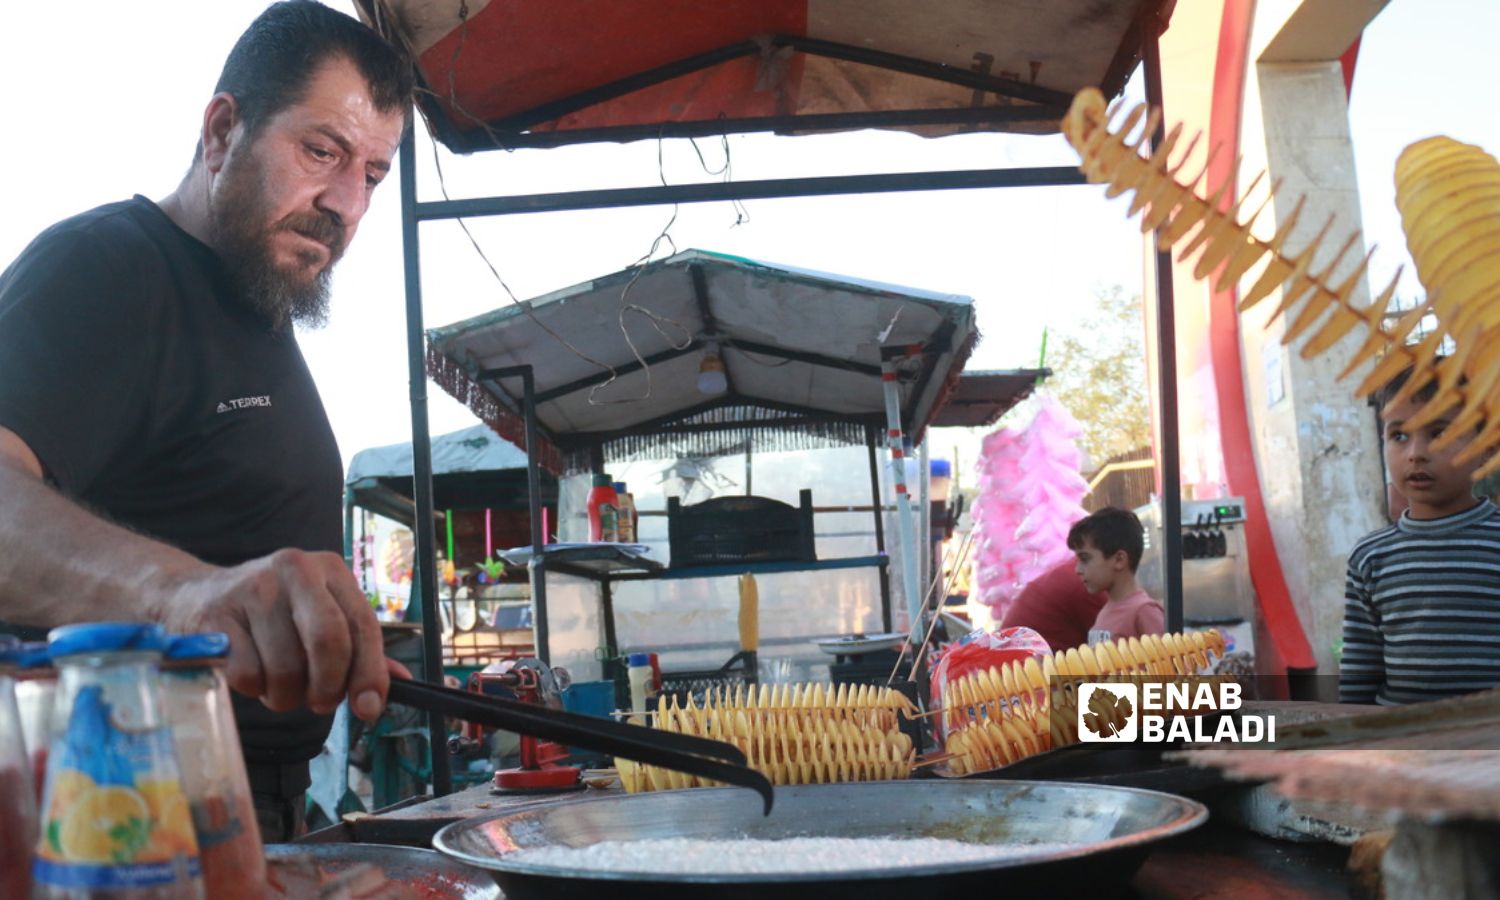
top-left (940, 630), bottom-right (1227, 776)
top-left (1064, 86), bottom-right (1500, 477)
top-left (617, 681), bottom-right (918, 793)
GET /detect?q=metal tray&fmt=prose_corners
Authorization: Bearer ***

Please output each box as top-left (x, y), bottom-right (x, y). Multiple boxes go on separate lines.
top-left (433, 780), bottom-right (1208, 899)
top-left (813, 632), bottom-right (908, 655)
top-left (265, 842), bottom-right (500, 898)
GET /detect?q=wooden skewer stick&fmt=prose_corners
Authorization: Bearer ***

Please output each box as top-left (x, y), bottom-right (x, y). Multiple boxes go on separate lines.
top-left (907, 531), bottom-right (976, 682)
top-left (911, 753), bottom-right (960, 769)
top-left (886, 528), bottom-right (973, 687)
top-left (900, 528), bottom-right (972, 681)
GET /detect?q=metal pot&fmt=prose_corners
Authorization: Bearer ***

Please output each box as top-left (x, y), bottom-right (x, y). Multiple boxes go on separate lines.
top-left (434, 780), bottom-right (1207, 899)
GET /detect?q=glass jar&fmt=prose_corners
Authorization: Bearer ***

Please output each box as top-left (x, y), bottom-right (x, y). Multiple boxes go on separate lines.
top-left (14, 641), bottom-right (58, 799)
top-left (0, 636), bottom-right (39, 900)
top-left (33, 623), bottom-right (203, 899)
top-left (159, 634), bottom-right (265, 900)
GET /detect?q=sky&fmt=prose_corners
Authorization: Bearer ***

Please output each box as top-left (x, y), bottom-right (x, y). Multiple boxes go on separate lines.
top-left (1, 0), bottom-right (1496, 476)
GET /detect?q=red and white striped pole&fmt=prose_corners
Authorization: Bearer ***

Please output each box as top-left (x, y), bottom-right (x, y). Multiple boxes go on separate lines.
top-left (880, 352), bottom-right (922, 634)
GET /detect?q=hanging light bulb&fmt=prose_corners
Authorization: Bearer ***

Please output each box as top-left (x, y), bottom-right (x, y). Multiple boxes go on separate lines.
top-left (697, 342), bottom-right (728, 395)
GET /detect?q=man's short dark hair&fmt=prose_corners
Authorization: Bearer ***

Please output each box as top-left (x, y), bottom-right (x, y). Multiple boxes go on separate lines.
top-left (1067, 506), bottom-right (1145, 572)
top-left (202, 0), bottom-right (413, 158)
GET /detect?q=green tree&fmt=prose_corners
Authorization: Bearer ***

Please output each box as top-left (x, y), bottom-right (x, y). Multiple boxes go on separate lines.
top-left (1043, 285), bottom-right (1151, 470)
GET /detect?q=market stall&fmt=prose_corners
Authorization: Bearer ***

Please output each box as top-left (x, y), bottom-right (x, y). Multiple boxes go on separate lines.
top-left (423, 248), bottom-right (980, 689)
top-left (314, 3), bottom-right (1352, 895)
top-left (356, 0), bottom-right (1194, 796)
top-left (344, 424), bottom-right (557, 666)
top-left (13, 0), bottom-right (1500, 895)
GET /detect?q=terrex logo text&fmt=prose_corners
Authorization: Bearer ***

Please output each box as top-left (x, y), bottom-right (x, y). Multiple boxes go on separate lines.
top-left (216, 396), bottom-right (272, 413)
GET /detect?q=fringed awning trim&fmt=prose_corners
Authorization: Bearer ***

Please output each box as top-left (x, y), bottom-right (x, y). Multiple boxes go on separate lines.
top-left (425, 344), bottom-right (565, 474)
top-left (561, 406), bottom-right (868, 474)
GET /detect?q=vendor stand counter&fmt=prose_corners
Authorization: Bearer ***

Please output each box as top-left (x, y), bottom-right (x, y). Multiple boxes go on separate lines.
top-left (295, 780), bottom-right (1353, 898)
top-left (513, 542), bottom-right (890, 682)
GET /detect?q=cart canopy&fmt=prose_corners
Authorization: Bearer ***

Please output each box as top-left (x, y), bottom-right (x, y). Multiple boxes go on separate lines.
top-left (346, 423), bottom-right (554, 517)
top-left (929, 368), bottom-right (1048, 428)
top-left (356, 0), bottom-right (1171, 151)
top-left (347, 423), bottom-right (529, 485)
top-left (426, 249), bottom-right (979, 471)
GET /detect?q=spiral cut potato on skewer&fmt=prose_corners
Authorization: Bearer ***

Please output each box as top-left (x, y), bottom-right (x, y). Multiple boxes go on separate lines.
top-left (942, 630), bottom-right (1226, 776)
top-left (616, 681), bottom-right (919, 793)
top-left (1062, 88), bottom-right (1500, 479)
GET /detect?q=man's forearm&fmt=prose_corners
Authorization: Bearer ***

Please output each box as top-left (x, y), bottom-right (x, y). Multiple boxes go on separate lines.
top-left (0, 457), bottom-right (210, 628)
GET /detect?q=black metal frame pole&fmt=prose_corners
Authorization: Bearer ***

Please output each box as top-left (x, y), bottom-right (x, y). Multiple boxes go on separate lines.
top-left (478, 366), bottom-right (551, 665)
top-left (600, 581), bottom-right (618, 671)
top-left (1143, 27), bottom-right (1185, 634)
top-left (521, 369), bottom-right (550, 666)
top-left (398, 126), bottom-right (453, 797)
top-left (867, 426), bottom-right (893, 632)
top-left (414, 167), bottom-right (1087, 220)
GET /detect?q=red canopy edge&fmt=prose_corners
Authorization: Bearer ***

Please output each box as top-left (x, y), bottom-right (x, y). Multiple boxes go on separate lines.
top-left (359, 0), bottom-right (1173, 152)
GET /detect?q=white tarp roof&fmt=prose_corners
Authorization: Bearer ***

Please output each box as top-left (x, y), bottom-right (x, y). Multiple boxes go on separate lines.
top-left (425, 249), bottom-right (979, 469)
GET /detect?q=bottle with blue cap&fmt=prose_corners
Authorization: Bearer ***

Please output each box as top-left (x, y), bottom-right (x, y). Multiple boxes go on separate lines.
top-left (627, 652), bottom-right (655, 723)
top-left (159, 633), bottom-right (265, 898)
top-left (33, 623), bottom-right (203, 899)
top-left (0, 635), bottom-right (40, 899)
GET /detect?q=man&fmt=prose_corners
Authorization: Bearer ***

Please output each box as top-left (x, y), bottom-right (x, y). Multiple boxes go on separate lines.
top-left (1000, 559), bottom-right (1107, 651)
top-left (0, 1), bottom-right (413, 840)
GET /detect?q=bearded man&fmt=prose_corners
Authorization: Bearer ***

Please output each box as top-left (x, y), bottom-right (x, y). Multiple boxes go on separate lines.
top-left (0, 1), bottom-right (413, 840)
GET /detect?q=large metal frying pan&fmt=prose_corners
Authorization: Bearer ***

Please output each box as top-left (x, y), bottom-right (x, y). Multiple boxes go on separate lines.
top-left (434, 780), bottom-right (1207, 899)
top-left (264, 843), bottom-right (499, 898)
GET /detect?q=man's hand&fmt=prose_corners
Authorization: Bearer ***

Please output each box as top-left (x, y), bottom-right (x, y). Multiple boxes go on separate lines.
top-left (0, 428), bottom-right (398, 722)
top-left (161, 549), bottom-right (390, 721)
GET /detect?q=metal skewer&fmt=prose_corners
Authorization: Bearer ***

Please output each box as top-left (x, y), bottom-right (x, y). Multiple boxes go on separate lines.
top-left (388, 676), bottom-right (775, 814)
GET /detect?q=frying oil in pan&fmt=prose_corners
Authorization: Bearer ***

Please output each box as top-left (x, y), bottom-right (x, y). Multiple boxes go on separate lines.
top-left (508, 836), bottom-right (1082, 875)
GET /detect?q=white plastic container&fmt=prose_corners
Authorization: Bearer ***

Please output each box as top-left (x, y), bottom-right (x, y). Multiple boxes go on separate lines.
top-left (626, 653), bottom-right (654, 724)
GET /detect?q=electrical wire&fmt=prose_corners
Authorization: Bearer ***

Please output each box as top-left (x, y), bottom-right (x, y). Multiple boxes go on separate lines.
top-left (385, 2), bottom-right (760, 407)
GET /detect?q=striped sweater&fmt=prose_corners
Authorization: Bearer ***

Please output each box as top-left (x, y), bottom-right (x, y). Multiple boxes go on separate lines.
top-left (1340, 499), bottom-right (1500, 704)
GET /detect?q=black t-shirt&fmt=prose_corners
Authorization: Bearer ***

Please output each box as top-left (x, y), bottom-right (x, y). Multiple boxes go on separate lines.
top-left (0, 196), bottom-right (342, 765)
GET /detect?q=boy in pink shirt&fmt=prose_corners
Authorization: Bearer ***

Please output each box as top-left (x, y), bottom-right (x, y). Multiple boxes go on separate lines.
top-left (1066, 507), bottom-right (1165, 643)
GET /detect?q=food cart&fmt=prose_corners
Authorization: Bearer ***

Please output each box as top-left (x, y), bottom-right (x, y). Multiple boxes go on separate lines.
top-left (270, 2), bottom-right (1500, 896)
top-left (326, 0), bottom-right (1214, 890)
top-left (355, 0), bottom-right (1194, 797)
top-left (422, 248), bottom-right (980, 691)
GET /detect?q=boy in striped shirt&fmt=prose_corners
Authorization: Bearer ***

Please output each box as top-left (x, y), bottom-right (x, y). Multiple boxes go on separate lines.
top-left (1339, 366), bottom-right (1500, 704)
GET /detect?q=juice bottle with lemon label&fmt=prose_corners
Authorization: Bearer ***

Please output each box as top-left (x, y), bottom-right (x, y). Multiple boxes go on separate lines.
top-left (159, 634), bottom-right (265, 900)
top-left (33, 623), bottom-right (203, 899)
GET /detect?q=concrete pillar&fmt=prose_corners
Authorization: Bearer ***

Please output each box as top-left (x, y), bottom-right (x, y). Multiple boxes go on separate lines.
top-left (1235, 2), bottom-right (1388, 690)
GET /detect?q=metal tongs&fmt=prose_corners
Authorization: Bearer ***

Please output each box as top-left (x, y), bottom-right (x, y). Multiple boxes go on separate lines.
top-left (387, 676), bottom-right (775, 814)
